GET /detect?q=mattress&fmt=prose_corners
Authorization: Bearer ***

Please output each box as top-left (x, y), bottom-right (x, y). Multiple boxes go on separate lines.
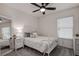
top-left (24, 36), bottom-right (57, 53)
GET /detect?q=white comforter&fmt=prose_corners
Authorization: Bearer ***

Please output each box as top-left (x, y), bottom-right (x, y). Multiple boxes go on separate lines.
top-left (24, 36), bottom-right (57, 53)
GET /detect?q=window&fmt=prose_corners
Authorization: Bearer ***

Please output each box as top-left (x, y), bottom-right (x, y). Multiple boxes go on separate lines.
top-left (2, 27), bottom-right (11, 40)
top-left (57, 17), bottom-right (73, 39)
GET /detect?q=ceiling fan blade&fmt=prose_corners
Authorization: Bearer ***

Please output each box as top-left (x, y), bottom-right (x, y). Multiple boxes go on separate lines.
top-left (42, 12), bottom-right (45, 15)
top-left (33, 9), bottom-right (40, 12)
top-left (46, 7), bottom-right (56, 10)
top-left (31, 3), bottom-right (41, 8)
top-left (45, 3), bottom-right (49, 7)
top-left (41, 3), bottom-right (44, 6)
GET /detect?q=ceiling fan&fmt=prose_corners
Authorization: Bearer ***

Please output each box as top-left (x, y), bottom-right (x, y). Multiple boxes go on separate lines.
top-left (31, 3), bottom-right (56, 15)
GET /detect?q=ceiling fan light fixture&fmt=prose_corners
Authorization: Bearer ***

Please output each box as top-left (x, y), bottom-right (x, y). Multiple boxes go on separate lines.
top-left (31, 3), bottom-right (56, 15)
top-left (40, 8), bottom-right (45, 13)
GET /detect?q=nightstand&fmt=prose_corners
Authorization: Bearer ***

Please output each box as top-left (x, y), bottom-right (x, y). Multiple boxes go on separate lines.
top-left (73, 37), bottom-right (79, 55)
top-left (0, 46), bottom-right (1, 56)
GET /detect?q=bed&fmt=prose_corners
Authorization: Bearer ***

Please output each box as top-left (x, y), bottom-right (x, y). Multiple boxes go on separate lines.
top-left (0, 39), bottom-right (9, 48)
top-left (24, 36), bottom-right (58, 55)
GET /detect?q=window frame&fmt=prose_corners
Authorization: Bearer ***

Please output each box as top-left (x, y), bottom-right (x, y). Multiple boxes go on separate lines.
top-left (57, 16), bottom-right (74, 39)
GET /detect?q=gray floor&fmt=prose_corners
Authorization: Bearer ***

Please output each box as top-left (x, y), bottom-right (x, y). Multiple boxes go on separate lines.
top-left (1, 46), bottom-right (74, 56)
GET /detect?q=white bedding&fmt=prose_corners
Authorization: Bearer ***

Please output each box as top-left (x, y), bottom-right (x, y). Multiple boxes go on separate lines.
top-left (0, 39), bottom-right (9, 47)
top-left (24, 36), bottom-right (57, 54)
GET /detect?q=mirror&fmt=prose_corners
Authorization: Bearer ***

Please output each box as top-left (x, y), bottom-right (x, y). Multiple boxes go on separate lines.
top-left (0, 17), bottom-right (12, 56)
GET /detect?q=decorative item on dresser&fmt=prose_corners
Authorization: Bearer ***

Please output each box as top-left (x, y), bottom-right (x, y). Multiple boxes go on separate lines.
top-left (73, 34), bottom-right (79, 55)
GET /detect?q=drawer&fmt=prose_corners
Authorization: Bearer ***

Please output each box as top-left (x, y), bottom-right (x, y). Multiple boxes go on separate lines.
top-left (75, 51), bottom-right (79, 55)
top-left (75, 44), bottom-right (79, 50)
top-left (75, 39), bottom-right (79, 44)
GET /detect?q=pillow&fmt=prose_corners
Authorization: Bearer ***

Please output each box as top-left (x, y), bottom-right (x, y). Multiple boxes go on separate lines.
top-left (31, 32), bottom-right (38, 38)
top-left (24, 32), bottom-right (31, 37)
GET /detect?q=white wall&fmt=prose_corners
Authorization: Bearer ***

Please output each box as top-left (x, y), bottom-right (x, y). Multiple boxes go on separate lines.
top-left (38, 7), bottom-right (79, 48)
top-left (37, 15), bottom-right (57, 37)
top-left (0, 5), bottom-right (38, 35)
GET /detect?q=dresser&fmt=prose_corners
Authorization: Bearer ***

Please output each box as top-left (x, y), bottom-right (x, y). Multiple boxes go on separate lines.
top-left (73, 37), bottom-right (79, 55)
top-left (0, 45), bottom-right (1, 56)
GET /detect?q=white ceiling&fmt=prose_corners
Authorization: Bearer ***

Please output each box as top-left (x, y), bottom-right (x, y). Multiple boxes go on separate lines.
top-left (0, 3), bottom-right (79, 18)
